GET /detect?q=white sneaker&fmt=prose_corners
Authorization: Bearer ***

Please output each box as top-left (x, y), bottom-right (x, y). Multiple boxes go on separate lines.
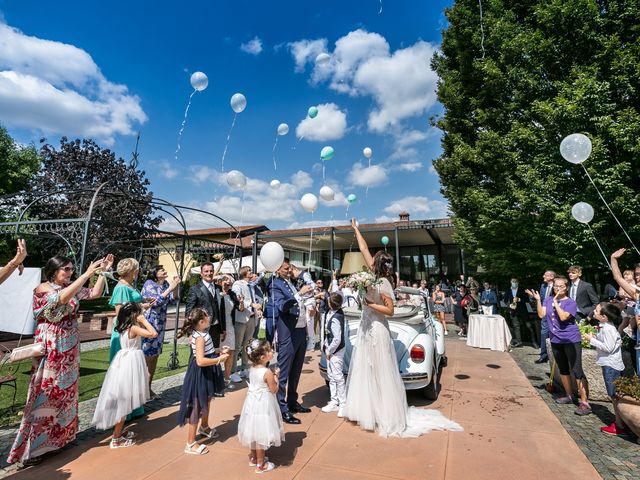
top-left (337, 406), bottom-right (345, 418)
top-left (239, 369), bottom-right (249, 379)
top-left (229, 373), bottom-right (243, 383)
top-left (321, 402), bottom-right (339, 413)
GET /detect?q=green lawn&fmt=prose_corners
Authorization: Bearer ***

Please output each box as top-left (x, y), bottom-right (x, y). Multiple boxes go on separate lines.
top-left (0, 343), bottom-right (190, 426)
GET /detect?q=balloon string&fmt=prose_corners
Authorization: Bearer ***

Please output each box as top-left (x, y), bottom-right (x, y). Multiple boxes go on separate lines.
top-left (322, 160), bottom-right (325, 182)
top-left (272, 136), bottom-right (278, 171)
top-left (379, 0), bottom-right (383, 15)
top-left (309, 221), bottom-right (314, 259)
top-left (478, 0), bottom-right (485, 60)
top-left (345, 203), bottom-right (350, 219)
top-left (581, 164), bottom-right (640, 256)
top-left (292, 135), bottom-right (304, 151)
top-left (221, 112), bottom-right (238, 173)
top-left (232, 189), bottom-right (247, 262)
top-left (586, 224), bottom-right (612, 269)
top-left (174, 89), bottom-right (197, 163)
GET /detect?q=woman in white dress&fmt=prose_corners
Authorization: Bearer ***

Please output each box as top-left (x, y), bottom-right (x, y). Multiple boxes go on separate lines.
top-left (343, 219), bottom-right (463, 437)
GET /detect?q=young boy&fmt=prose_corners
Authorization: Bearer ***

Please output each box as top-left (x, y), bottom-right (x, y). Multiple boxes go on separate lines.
top-left (290, 264), bottom-right (318, 350)
top-left (583, 302), bottom-right (630, 436)
top-left (321, 292), bottom-right (346, 416)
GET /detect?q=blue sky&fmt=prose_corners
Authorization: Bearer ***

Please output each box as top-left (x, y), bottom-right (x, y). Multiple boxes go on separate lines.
top-left (0, 0), bottom-right (453, 230)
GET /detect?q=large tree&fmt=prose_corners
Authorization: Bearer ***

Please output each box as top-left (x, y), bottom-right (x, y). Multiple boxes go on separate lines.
top-left (432, 0), bottom-right (640, 283)
top-left (0, 125), bottom-right (40, 196)
top-left (24, 137), bottom-right (162, 263)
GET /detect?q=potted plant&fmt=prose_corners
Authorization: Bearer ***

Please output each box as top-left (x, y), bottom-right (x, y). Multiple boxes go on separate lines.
top-left (613, 376), bottom-right (640, 439)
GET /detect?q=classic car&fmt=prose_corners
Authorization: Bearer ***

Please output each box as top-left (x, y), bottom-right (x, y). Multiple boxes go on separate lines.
top-left (319, 287), bottom-right (446, 399)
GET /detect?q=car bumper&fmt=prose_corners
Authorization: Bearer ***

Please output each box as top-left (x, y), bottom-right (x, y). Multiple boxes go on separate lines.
top-left (319, 365), bottom-right (430, 390)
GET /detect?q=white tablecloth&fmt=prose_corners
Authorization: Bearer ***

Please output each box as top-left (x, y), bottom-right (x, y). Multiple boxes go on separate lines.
top-left (466, 314), bottom-right (512, 352)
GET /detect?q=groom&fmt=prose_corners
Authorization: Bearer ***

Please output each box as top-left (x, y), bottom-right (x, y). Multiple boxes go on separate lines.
top-left (269, 258), bottom-right (313, 424)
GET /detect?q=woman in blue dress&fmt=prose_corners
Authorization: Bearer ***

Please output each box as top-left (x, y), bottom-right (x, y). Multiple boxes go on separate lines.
top-left (141, 265), bottom-right (181, 395)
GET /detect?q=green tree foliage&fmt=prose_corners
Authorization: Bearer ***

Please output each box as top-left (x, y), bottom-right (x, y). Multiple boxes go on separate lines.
top-left (432, 0), bottom-right (640, 283)
top-left (0, 125), bottom-right (40, 196)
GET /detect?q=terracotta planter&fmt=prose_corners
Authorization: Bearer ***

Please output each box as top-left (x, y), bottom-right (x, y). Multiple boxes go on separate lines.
top-left (546, 339), bottom-right (609, 402)
top-left (615, 398), bottom-right (640, 438)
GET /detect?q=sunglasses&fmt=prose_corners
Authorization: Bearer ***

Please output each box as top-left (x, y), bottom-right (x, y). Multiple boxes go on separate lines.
top-left (61, 266), bottom-right (75, 273)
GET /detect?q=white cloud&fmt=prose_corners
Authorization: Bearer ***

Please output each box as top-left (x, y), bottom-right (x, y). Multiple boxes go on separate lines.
top-left (157, 160), bottom-right (178, 179)
top-left (382, 196), bottom-right (449, 219)
top-left (428, 164), bottom-right (436, 175)
top-left (295, 103), bottom-right (347, 142)
top-left (0, 22), bottom-right (146, 144)
top-left (189, 165), bottom-right (221, 184)
top-left (287, 219), bottom-right (345, 229)
top-left (296, 29), bottom-right (439, 133)
top-left (348, 163), bottom-right (388, 187)
top-left (240, 36), bottom-right (263, 55)
top-left (287, 38), bottom-right (327, 72)
top-left (290, 170), bottom-right (314, 190)
top-left (396, 162), bottom-right (423, 172)
top-left (395, 129), bottom-right (428, 148)
top-left (374, 215), bottom-right (397, 223)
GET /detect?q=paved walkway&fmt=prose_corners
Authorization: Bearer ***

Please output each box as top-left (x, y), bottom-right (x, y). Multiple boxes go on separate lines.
top-left (6, 337), bottom-right (601, 480)
top-left (510, 345), bottom-right (640, 480)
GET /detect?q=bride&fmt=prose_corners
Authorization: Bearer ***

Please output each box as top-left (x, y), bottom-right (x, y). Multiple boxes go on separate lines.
top-left (342, 219), bottom-right (462, 437)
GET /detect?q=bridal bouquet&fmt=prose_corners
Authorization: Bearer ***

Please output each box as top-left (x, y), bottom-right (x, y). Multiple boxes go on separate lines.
top-left (345, 271), bottom-right (381, 295)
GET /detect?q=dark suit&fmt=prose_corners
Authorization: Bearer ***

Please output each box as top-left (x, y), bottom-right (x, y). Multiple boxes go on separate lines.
top-left (537, 282), bottom-right (554, 359)
top-left (269, 275), bottom-right (307, 414)
top-left (570, 280), bottom-right (599, 320)
top-left (503, 285), bottom-right (532, 345)
top-left (185, 281), bottom-right (226, 347)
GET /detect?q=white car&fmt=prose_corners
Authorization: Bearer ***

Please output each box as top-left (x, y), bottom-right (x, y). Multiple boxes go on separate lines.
top-left (319, 287), bottom-right (447, 399)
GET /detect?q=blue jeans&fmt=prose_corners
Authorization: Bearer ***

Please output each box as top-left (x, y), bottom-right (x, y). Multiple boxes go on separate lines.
top-left (601, 366), bottom-right (621, 398)
top-left (539, 318), bottom-right (549, 359)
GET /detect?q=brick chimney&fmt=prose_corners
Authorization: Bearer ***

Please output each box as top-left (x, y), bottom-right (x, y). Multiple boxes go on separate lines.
top-left (399, 211), bottom-right (410, 222)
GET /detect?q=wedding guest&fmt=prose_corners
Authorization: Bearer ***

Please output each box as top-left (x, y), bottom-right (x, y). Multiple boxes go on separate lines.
top-left (451, 284), bottom-right (469, 336)
top-left (432, 284), bottom-right (448, 335)
top-left (567, 265), bottom-right (599, 321)
top-left (321, 293), bottom-right (346, 415)
top-left (583, 303), bottom-right (629, 435)
top-left (232, 267), bottom-right (258, 379)
top-left (185, 262), bottom-right (225, 348)
top-left (0, 239), bottom-right (27, 285)
top-left (468, 287), bottom-right (480, 314)
top-left (504, 277), bottom-right (531, 347)
top-left (109, 258), bottom-right (148, 418)
top-left (8, 254), bottom-right (113, 465)
top-left (610, 249), bottom-right (640, 373)
top-left (140, 265), bottom-right (181, 395)
top-left (480, 282), bottom-right (498, 315)
top-left (535, 271), bottom-right (555, 364)
top-left (249, 271), bottom-right (265, 339)
top-left (527, 276), bottom-right (591, 415)
top-left (219, 274), bottom-right (242, 385)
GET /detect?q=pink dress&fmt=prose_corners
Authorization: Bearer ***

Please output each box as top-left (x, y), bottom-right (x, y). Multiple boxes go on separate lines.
top-left (8, 285), bottom-right (90, 464)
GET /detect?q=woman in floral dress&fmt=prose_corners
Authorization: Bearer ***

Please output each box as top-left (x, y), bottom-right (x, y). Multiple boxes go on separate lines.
top-left (8, 254), bottom-right (113, 465)
top-left (140, 265), bottom-right (181, 395)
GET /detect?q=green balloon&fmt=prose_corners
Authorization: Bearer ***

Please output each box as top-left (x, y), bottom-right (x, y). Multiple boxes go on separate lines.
top-left (347, 193), bottom-right (357, 204)
top-left (381, 236), bottom-right (389, 246)
top-left (308, 106), bottom-right (318, 118)
top-left (320, 146), bottom-right (334, 161)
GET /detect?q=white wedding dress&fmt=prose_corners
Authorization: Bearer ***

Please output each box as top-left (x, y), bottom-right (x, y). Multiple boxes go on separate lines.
top-left (343, 278), bottom-right (463, 437)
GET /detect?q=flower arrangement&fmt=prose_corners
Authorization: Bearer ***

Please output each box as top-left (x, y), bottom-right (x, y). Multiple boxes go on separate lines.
top-left (345, 271), bottom-right (381, 295)
top-left (579, 321), bottom-right (597, 349)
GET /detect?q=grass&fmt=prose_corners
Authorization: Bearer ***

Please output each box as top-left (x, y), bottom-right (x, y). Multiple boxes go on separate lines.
top-left (0, 343), bottom-right (190, 426)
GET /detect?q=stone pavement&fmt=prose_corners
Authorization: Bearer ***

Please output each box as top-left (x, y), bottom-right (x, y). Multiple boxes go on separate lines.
top-left (2, 335), bottom-right (601, 480)
top-left (510, 345), bottom-right (640, 480)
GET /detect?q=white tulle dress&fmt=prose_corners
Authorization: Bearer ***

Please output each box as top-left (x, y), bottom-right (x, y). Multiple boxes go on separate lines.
top-left (237, 366), bottom-right (285, 449)
top-left (343, 278), bottom-right (463, 437)
top-left (92, 329), bottom-right (150, 430)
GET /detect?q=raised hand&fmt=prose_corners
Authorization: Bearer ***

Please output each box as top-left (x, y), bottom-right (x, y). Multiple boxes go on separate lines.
top-left (611, 248), bottom-right (626, 260)
top-left (351, 218), bottom-right (359, 230)
top-left (86, 258), bottom-right (105, 276)
top-left (100, 253), bottom-right (114, 271)
top-left (13, 239), bottom-right (27, 265)
top-left (525, 289), bottom-right (540, 301)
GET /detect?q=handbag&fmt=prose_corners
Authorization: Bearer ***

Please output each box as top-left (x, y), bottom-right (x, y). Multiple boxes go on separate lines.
top-left (8, 342), bottom-right (45, 363)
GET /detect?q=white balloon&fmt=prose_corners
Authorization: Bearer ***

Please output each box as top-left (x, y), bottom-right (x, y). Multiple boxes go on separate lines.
top-left (190, 71), bottom-right (208, 91)
top-left (560, 133), bottom-right (592, 164)
top-left (260, 241), bottom-right (285, 272)
top-left (226, 170), bottom-right (247, 190)
top-left (319, 185), bottom-right (335, 201)
top-left (315, 52), bottom-right (331, 65)
top-left (277, 123), bottom-right (289, 136)
top-left (300, 193), bottom-right (318, 213)
top-left (363, 147), bottom-right (373, 159)
top-left (270, 179), bottom-right (281, 190)
top-left (571, 202), bottom-right (594, 224)
top-left (230, 93), bottom-right (247, 113)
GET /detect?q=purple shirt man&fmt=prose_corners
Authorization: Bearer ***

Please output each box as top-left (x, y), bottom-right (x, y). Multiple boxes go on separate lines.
top-left (544, 296), bottom-right (580, 344)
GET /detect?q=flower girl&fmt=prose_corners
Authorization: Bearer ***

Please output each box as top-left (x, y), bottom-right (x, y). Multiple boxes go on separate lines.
top-left (237, 339), bottom-right (284, 473)
top-left (92, 302), bottom-right (157, 448)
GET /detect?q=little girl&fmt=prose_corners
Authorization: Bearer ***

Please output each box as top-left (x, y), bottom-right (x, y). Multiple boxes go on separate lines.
top-left (583, 302), bottom-right (629, 436)
top-left (178, 308), bottom-right (230, 455)
top-left (237, 339), bottom-right (284, 474)
top-left (92, 302), bottom-right (157, 448)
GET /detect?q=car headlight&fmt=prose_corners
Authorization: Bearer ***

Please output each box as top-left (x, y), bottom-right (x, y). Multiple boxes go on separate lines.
top-left (410, 344), bottom-right (425, 363)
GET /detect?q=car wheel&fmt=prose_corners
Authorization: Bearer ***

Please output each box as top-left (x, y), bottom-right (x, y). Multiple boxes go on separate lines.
top-left (422, 362), bottom-right (438, 400)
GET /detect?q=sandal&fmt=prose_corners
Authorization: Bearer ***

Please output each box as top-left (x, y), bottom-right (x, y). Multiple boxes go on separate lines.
top-left (249, 455), bottom-right (269, 467)
top-left (198, 426), bottom-right (219, 439)
top-left (255, 461), bottom-right (275, 474)
top-left (110, 436), bottom-right (136, 449)
top-left (184, 442), bottom-right (208, 455)
top-left (121, 427), bottom-right (137, 440)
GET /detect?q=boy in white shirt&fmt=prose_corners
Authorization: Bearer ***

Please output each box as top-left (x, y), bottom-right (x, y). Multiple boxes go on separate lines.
top-left (321, 293), bottom-right (346, 416)
top-left (583, 302), bottom-right (630, 436)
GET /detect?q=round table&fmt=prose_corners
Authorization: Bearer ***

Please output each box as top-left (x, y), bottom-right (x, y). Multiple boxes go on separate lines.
top-left (466, 313), bottom-right (512, 352)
